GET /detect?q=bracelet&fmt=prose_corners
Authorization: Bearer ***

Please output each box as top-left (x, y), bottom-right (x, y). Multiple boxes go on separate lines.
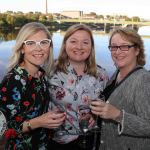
top-left (26, 120), bottom-right (32, 132)
top-left (115, 110), bottom-right (123, 123)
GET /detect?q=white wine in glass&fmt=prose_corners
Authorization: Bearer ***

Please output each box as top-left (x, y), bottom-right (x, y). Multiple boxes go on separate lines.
top-left (90, 94), bottom-right (105, 132)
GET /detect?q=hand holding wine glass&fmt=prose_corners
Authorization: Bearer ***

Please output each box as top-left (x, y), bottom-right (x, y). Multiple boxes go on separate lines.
top-left (50, 102), bottom-right (66, 138)
top-left (90, 94), bottom-right (105, 132)
top-left (90, 95), bottom-right (122, 122)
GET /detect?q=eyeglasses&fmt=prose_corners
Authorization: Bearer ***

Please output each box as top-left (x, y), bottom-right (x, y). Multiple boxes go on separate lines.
top-left (108, 44), bottom-right (136, 52)
top-left (23, 39), bottom-right (51, 50)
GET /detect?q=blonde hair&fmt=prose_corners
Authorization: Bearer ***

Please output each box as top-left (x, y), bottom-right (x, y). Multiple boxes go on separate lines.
top-left (109, 27), bottom-right (145, 66)
top-left (8, 22), bottom-right (54, 75)
top-left (56, 24), bottom-right (97, 77)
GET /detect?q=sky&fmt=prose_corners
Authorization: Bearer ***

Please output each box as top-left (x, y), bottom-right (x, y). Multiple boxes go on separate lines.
top-left (1, 0), bottom-right (150, 19)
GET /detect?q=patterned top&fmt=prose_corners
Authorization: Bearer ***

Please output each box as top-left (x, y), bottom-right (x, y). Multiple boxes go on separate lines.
top-left (48, 63), bottom-right (108, 144)
top-left (0, 64), bottom-right (50, 150)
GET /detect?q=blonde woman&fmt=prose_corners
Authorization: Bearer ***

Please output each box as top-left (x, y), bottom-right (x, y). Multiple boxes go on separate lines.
top-left (0, 22), bottom-right (65, 149)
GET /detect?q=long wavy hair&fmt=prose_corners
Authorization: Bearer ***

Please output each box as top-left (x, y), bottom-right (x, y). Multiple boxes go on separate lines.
top-left (56, 24), bottom-right (97, 77)
top-left (109, 27), bottom-right (145, 66)
top-left (8, 22), bottom-right (54, 75)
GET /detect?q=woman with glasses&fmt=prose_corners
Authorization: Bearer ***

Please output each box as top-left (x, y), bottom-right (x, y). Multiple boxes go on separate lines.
top-left (90, 27), bottom-right (150, 150)
top-left (0, 22), bottom-right (65, 149)
top-left (48, 24), bottom-right (108, 150)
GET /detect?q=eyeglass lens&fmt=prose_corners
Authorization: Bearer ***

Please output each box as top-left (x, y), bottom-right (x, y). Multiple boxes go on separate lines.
top-left (24, 39), bottom-right (51, 50)
top-left (109, 45), bottom-right (135, 51)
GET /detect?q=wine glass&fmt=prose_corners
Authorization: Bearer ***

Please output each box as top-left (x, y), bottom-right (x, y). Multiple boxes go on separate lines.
top-left (90, 94), bottom-right (105, 132)
top-left (78, 105), bottom-right (91, 149)
top-left (50, 102), bottom-right (66, 138)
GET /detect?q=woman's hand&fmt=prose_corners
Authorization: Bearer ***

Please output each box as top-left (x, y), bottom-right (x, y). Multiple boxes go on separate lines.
top-left (29, 111), bottom-right (66, 130)
top-left (90, 100), bottom-right (121, 121)
top-left (40, 111), bottom-right (66, 129)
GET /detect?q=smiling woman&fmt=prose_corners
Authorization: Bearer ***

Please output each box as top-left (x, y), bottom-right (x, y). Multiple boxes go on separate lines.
top-left (0, 22), bottom-right (66, 150)
top-left (48, 24), bottom-right (109, 150)
top-left (90, 27), bottom-right (150, 150)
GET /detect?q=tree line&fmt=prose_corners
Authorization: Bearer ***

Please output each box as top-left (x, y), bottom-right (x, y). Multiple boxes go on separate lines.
top-left (0, 11), bottom-right (141, 30)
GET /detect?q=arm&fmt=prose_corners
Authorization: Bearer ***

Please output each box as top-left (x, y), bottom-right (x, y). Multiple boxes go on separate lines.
top-left (0, 73), bottom-right (65, 138)
top-left (0, 73), bottom-right (25, 136)
top-left (90, 72), bottom-right (150, 137)
top-left (120, 73), bottom-right (150, 137)
top-left (22, 111), bottom-right (65, 132)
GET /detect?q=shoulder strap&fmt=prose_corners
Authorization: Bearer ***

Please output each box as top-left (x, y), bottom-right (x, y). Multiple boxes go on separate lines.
top-left (103, 66), bottom-right (143, 100)
top-left (116, 66), bottom-right (143, 87)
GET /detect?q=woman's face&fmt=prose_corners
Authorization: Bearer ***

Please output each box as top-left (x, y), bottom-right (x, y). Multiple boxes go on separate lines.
top-left (65, 30), bottom-right (92, 64)
top-left (22, 30), bottom-right (50, 70)
top-left (110, 33), bottom-right (139, 70)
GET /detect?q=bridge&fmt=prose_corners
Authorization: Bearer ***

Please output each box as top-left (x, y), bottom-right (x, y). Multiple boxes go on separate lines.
top-left (55, 19), bottom-right (150, 33)
top-left (57, 19), bottom-right (150, 26)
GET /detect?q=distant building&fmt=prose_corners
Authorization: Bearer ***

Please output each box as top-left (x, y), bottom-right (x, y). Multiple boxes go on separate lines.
top-left (60, 11), bottom-right (83, 19)
top-left (82, 13), bottom-right (97, 19)
top-left (53, 13), bottom-right (70, 19)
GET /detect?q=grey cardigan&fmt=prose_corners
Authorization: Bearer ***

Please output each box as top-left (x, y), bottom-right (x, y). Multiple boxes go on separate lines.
top-left (99, 67), bottom-right (150, 150)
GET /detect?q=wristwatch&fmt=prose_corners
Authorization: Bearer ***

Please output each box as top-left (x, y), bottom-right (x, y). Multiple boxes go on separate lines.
top-left (0, 111), bottom-right (7, 137)
top-left (26, 120), bottom-right (32, 132)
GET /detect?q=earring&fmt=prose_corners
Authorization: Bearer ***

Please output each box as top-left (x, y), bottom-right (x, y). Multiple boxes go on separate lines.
top-left (21, 51), bottom-right (24, 54)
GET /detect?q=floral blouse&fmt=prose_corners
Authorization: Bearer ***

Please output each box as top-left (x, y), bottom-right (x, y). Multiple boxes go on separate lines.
top-left (48, 64), bottom-right (108, 144)
top-left (0, 65), bottom-right (50, 150)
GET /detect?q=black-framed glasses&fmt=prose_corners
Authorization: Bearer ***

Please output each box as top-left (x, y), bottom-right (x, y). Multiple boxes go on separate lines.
top-left (108, 44), bottom-right (136, 52)
top-left (23, 39), bottom-right (51, 50)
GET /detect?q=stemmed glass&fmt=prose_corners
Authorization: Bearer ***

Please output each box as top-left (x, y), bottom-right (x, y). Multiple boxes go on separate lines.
top-left (78, 105), bottom-right (91, 133)
top-left (78, 105), bottom-right (91, 149)
top-left (50, 101), bottom-right (66, 138)
top-left (89, 94), bottom-right (105, 150)
top-left (90, 94), bottom-right (105, 132)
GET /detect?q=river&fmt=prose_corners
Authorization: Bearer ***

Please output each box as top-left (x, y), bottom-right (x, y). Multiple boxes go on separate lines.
top-left (0, 31), bottom-right (150, 81)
